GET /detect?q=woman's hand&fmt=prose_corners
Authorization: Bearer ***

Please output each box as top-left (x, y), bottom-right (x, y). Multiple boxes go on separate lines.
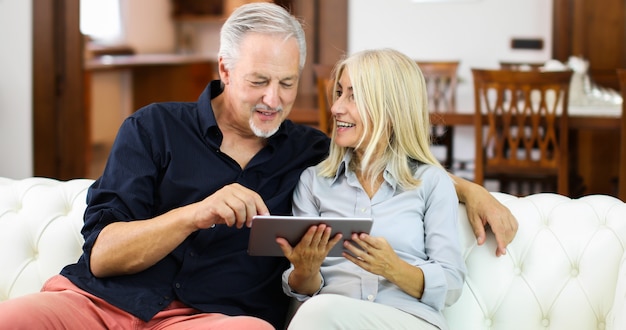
top-left (342, 233), bottom-right (400, 277)
top-left (276, 224), bottom-right (343, 295)
top-left (344, 233), bottom-right (425, 299)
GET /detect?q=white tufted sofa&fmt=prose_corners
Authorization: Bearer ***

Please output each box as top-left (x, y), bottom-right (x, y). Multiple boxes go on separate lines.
top-left (1, 177), bottom-right (625, 330)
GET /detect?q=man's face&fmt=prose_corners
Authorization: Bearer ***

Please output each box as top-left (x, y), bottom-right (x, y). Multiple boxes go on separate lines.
top-left (222, 32), bottom-right (300, 137)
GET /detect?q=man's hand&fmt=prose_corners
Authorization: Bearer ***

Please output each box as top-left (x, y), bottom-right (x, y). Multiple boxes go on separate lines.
top-left (451, 174), bottom-right (518, 257)
top-left (464, 190), bottom-right (518, 257)
top-left (91, 183), bottom-right (268, 277)
top-left (193, 183), bottom-right (270, 229)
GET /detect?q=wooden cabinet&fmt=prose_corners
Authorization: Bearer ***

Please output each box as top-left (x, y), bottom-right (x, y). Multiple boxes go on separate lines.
top-left (553, 0), bottom-right (626, 90)
top-left (171, 0), bottom-right (288, 21)
top-left (172, 0), bottom-right (224, 18)
top-left (85, 54), bottom-right (218, 111)
top-left (553, 0), bottom-right (625, 196)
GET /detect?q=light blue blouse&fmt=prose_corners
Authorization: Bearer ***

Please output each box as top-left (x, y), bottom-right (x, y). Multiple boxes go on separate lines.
top-left (282, 152), bottom-right (467, 329)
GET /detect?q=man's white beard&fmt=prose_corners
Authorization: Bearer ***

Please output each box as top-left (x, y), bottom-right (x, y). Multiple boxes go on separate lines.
top-left (250, 118), bottom-right (280, 138)
top-left (250, 104), bottom-right (282, 138)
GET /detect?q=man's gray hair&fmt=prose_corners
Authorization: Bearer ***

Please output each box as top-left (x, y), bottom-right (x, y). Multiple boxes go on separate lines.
top-left (218, 2), bottom-right (307, 72)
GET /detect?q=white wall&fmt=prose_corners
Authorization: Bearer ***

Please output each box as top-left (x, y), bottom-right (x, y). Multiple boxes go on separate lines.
top-left (349, 0), bottom-right (552, 101)
top-left (0, 0), bottom-right (32, 179)
top-left (0, 0), bottom-right (552, 179)
top-left (348, 0), bottom-right (552, 165)
top-left (121, 0), bottom-right (176, 53)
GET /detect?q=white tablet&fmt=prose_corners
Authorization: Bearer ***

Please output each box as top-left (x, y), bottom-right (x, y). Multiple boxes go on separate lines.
top-left (247, 215), bottom-right (373, 257)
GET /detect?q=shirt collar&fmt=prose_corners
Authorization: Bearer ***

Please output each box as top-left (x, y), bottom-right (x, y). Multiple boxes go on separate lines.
top-left (331, 150), bottom-right (352, 183)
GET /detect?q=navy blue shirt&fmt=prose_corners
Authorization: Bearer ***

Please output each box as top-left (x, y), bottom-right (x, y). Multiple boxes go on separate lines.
top-left (61, 80), bottom-right (330, 329)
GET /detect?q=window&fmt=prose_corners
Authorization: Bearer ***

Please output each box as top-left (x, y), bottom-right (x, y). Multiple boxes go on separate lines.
top-left (80, 0), bottom-right (123, 43)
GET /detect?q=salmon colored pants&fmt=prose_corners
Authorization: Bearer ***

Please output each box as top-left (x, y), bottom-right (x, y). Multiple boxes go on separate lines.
top-left (0, 275), bottom-right (274, 330)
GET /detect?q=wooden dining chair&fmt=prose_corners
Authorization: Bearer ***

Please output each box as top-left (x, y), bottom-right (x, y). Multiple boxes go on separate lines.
top-left (472, 68), bottom-right (574, 196)
top-left (416, 61), bottom-right (460, 169)
top-left (617, 69), bottom-right (626, 201)
top-left (313, 63), bottom-right (334, 136)
top-left (499, 61), bottom-right (544, 71)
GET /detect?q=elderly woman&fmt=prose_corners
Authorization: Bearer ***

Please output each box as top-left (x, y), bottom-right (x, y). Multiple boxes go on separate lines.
top-left (277, 48), bottom-right (467, 330)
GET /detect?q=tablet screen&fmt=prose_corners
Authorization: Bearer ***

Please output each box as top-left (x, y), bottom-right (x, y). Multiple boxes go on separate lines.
top-left (247, 215), bottom-right (373, 257)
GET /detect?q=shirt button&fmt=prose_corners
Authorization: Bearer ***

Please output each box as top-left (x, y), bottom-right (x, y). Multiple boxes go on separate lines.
top-left (175, 283), bottom-right (181, 289)
top-left (361, 208), bottom-right (367, 213)
top-left (367, 294), bottom-right (374, 301)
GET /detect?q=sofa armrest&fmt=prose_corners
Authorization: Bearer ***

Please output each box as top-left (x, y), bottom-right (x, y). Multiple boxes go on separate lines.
top-left (0, 177), bottom-right (94, 301)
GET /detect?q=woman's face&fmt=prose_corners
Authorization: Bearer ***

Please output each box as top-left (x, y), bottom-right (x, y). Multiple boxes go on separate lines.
top-left (331, 69), bottom-right (369, 150)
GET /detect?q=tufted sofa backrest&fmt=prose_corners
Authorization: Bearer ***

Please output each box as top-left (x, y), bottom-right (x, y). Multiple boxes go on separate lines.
top-left (0, 177), bottom-right (94, 301)
top-left (0, 177), bottom-right (625, 329)
top-left (447, 192), bottom-right (626, 330)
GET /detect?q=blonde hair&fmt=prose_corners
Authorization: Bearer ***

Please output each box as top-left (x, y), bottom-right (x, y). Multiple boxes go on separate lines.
top-left (318, 48), bottom-right (441, 189)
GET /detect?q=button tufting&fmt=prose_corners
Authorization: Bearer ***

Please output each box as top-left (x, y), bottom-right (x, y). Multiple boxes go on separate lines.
top-left (63, 203), bottom-right (71, 216)
top-left (3, 177), bottom-right (626, 329)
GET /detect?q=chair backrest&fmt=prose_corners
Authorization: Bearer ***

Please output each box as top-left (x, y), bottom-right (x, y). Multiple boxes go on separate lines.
top-left (312, 64), bottom-right (334, 136)
top-left (314, 61), bottom-right (460, 137)
top-left (617, 69), bottom-right (626, 201)
top-left (472, 69), bottom-right (573, 195)
top-left (417, 61), bottom-right (460, 168)
top-left (416, 61), bottom-right (460, 113)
